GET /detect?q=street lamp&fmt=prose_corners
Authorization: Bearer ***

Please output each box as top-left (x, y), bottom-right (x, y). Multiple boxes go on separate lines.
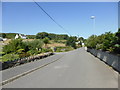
top-left (91, 16), bottom-right (96, 35)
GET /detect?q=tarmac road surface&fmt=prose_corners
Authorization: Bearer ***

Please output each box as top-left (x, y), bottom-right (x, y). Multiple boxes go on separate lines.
top-left (3, 48), bottom-right (118, 88)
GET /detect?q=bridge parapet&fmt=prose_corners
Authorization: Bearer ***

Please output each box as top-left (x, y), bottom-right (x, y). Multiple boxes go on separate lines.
top-left (87, 48), bottom-right (120, 72)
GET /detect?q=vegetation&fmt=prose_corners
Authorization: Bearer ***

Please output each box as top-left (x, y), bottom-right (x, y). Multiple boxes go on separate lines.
top-left (66, 36), bottom-right (77, 49)
top-left (36, 32), bottom-right (69, 40)
top-left (2, 39), bottom-right (44, 62)
top-left (26, 35), bottom-right (36, 39)
top-left (0, 33), bottom-right (18, 39)
top-left (43, 37), bottom-right (49, 48)
top-left (85, 29), bottom-right (120, 54)
top-left (53, 40), bottom-right (66, 44)
top-left (2, 54), bottom-right (19, 62)
top-left (3, 39), bottom-right (27, 54)
top-left (1, 35), bottom-right (71, 62)
top-left (55, 46), bottom-right (74, 52)
top-left (1, 28), bottom-right (119, 63)
top-left (36, 32), bottom-right (49, 39)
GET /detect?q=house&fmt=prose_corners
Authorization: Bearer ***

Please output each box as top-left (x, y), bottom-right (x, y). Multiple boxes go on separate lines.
top-left (15, 34), bottom-right (27, 39)
top-left (19, 34), bottom-right (27, 39)
top-left (0, 37), bottom-right (7, 41)
top-left (15, 34), bottom-right (19, 39)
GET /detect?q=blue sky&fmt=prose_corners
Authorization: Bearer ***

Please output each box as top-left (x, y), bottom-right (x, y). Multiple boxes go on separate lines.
top-left (2, 2), bottom-right (118, 38)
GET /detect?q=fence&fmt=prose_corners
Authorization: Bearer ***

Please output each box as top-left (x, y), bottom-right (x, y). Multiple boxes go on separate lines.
top-left (87, 48), bottom-right (120, 72)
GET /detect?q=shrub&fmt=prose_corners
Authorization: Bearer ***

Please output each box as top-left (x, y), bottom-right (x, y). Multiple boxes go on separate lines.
top-left (3, 39), bottom-right (27, 54)
top-left (2, 54), bottom-right (19, 62)
top-left (27, 50), bottom-right (41, 55)
top-left (42, 48), bottom-right (52, 53)
top-left (85, 35), bottom-right (98, 49)
top-left (0, 52), bottom-right (5, 56)
top-left (26, 39), bottom-right (43, 51)
top-left (43, 37), bottom-right (49, 44)
top-left (43, 37), bottom-right (49, 48)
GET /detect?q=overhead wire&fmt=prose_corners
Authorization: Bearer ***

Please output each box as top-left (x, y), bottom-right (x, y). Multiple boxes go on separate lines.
top-left (33, 0), bottom-right (71, 36)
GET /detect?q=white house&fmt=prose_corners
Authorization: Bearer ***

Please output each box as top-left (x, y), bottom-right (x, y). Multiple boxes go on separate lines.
top-left (19, 34), bottom-right (27, 39)
top-left (15, 34), bottom-right (27, 39)
top-left (15, 34), bottom-right (19, 39)
top-left (0, 37), bottom-right (7, 41)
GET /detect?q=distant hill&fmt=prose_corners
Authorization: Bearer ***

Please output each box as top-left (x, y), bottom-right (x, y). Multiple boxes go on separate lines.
top-left (0, 33), bottom-right (19, 39)
top-left (0, 33), bottom-right (36, 39)
top-left (0, 32), bottom-right (69, 40)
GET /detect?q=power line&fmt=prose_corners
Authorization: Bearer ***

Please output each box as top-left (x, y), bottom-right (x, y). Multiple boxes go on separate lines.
top-left (33, 0), bottom-right (71, 36)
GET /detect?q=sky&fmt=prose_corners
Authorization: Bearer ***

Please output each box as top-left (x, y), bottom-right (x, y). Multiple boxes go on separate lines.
top-left (2, 2), bottom-right (118, 38)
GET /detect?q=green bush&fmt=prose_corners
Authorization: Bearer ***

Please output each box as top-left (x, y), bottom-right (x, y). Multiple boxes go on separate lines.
top-left (2, 54), bottom-right (19, 62)
top-left (43, 37), bottom-right (49, 44)
top-left (0, 52), bottom-right (5, 56)
top-left (41, 48), bottom-right (53, 53)
top-left (85, 30), bottom-right (120, 54)
top-left (3, 39), bottom-right (27, 54)
top-left (26, 39), bottom-right (43, 51)
top-left (27, 50), bottom-right (41, 55)
top-left (85, 35), bottom-right (98, 49)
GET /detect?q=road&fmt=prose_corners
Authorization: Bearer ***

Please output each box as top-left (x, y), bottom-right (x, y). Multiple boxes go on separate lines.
top-left (3, 48), bottom-right (118, 88)
top-left (2, 53), bottom-right (64, 81)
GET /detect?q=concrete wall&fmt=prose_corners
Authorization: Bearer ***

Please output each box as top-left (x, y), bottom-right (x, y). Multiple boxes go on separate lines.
top-left (87, 48), bottom-right (120, 72)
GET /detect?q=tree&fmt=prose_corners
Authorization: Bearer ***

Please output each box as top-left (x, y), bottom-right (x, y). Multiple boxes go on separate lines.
top-left (102, 32), bottom-right (115, 51)
top-left (43, 37), bottom-right (49, 48)
top-left (2, 33), bottom-right (6, 38)
top-left (85, 31), bottom-right (119, 53)
top-left (66, 37), bottom-right (77, 49)
top-left (85, 35), bottom-right (98, 49)
top-left (78, 37), bottom-right (84, 41)
top-left (112, 28), bottom-right (120, 53)
top-left (36, 32), bottom-right (48, 39)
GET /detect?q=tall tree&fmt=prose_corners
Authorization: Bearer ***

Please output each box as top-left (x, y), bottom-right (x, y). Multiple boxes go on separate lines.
top-left (36, 32), bottom-right (48, 39)
top-left (66, 37), bottom-right (77, 49)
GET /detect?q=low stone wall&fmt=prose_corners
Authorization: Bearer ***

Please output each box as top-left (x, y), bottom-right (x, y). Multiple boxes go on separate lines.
top-left (1, 52), bottom-right (54, 70)
top-left (87, 48), bottom-right (120, 72)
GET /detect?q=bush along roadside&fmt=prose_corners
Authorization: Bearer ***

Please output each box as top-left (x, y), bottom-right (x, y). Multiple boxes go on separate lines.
top-left (85, 29), bottom-right (120, 55)
top-left (1, 52), bottom-right (54, 70)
